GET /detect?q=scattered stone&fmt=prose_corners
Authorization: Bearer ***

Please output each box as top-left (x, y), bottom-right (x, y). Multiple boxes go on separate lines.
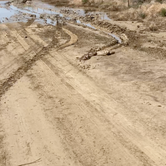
top-left (19, 0), bottom-right (28, 3)
top-left (149, 23), bottom-right (158, 31)
top-left (40, 14), bottom-right (44, 19)
top-left (30, 14), bottom-right (36, 18)
top-left (120, 34), bottom-right (129, 45)
top-left (97, 51), bottom-right (115, 56)
top-left (79, 44), bottom-right (119, 61)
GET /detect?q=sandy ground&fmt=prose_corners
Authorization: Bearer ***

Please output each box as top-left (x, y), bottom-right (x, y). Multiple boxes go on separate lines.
top-left (0, 1), bottom-right (166, 166)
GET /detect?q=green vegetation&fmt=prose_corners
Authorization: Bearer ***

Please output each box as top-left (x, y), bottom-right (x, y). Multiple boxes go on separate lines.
top-left (156, 0), bottom-right (163, 3)
top-left (160, 8), bottom-right (166, 17)
top-left (82, 0), bottom-right (88, 4)
top-left (139, 12), bottom-right (147, 19)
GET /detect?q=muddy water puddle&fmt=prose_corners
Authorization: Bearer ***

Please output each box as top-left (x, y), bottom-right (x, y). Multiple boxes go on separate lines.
top-left (0, 1), bottom-right (121, 43)
top-left (1, 1), bottom-right (111, 22)
top-left (0, 1), bottom-right (110, 24)
top-left (0, 1), bottom-right (18, 22)
top-left (0, 7), bottom-right (17, 20)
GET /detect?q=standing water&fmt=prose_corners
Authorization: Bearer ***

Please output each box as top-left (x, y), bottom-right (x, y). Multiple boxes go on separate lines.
top-left (0, 1), bottom-right (121, 43)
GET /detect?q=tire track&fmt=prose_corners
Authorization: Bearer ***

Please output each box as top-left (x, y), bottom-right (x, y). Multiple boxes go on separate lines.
top-left (40, 51), bottom-right (166, 166)
top-left (0, 27), bottom-right (58, 98)
top-left (0, 29), bottom-right (43, 82)
top-left (58, 27), bottom-right (78, 49)
top-left (24, 59), bottom-right (141, 166)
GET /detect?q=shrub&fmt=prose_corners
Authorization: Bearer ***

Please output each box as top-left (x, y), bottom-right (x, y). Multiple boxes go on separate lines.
top-left (160, 8), bottom-right (166, 17)
top-left (139, 12), bottom-right (147, 19)
top-left (156, 0), bottom-right (163, 3)
top-left (82, 0), bottom-right (88, 4)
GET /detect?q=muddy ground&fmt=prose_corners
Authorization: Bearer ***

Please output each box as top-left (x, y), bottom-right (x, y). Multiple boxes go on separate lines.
top-left (0, 0), bottom-right (166, 166)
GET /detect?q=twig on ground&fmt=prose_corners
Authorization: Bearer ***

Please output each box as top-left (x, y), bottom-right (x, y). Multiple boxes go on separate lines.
top-left (18, 158), bottom-right (41, 166)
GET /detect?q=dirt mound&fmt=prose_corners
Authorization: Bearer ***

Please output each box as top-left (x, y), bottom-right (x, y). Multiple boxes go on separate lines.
top-left (93, 20), bottom-right (126, 34)
top-left (41, 0), bottom-right (70, 6)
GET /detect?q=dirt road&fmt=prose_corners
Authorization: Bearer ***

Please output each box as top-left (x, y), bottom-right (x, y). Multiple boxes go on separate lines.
top-left (1, 1), bottom-right (166, 166)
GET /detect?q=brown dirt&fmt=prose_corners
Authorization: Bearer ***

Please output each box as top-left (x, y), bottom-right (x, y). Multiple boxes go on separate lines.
top-left (1, 1), bottom-right (166, 166)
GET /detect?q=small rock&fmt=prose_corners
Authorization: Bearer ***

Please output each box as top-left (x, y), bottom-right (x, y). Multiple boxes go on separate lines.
top-left (148, 39), bottom-right (152, 42)
top-left (40, 14), bottom-right (44, 19)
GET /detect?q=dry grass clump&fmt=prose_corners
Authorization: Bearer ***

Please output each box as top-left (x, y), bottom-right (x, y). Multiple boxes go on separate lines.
top-left (159, 8), bottom-right (166, 16)
top-left (139, 12), bottom-right (147, 19)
